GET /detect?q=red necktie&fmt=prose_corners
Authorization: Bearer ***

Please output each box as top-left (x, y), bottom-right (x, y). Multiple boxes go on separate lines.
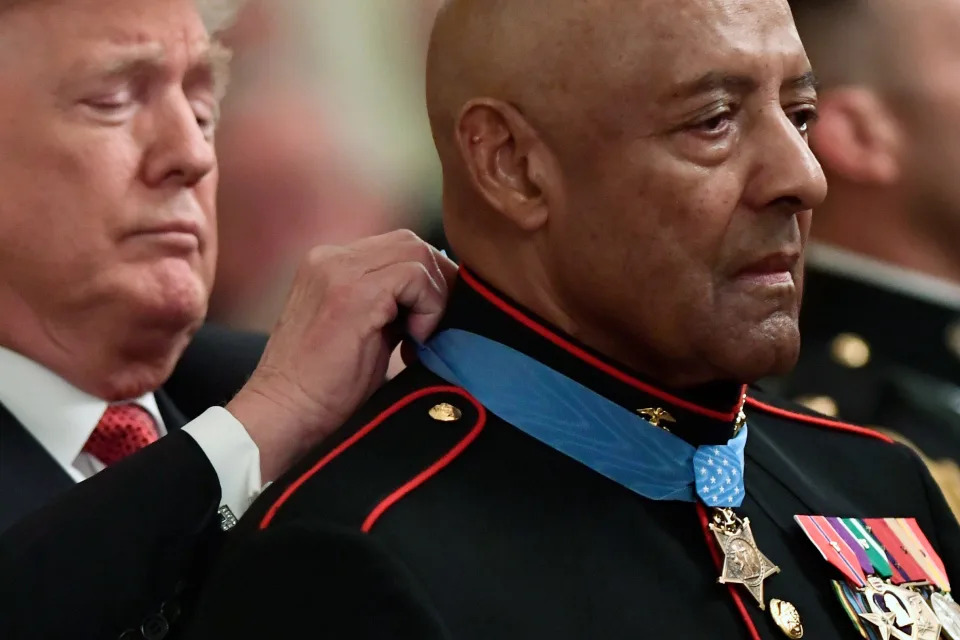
top-left (83, 404), bottom-right (159, 466)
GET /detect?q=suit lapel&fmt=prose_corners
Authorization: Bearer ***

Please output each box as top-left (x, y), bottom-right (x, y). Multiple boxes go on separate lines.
top-left (0, 402), bottom-right (74, 532)
top-left (155, 388), bottom-right (188, 432)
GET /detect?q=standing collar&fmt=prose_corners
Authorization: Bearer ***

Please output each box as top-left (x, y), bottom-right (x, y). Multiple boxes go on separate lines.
top-left (0, 345), bottom-right (165, 480)
top-left (437, 268), bottom-right (746, 446)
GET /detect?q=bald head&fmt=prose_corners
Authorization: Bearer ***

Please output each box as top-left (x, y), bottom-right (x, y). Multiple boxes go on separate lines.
top-left (425, 0), bottom-right (827, 386)
top-left (427, 0), bottom-right (807, 209)
top-left (427, 0), bottom-right (596, 175)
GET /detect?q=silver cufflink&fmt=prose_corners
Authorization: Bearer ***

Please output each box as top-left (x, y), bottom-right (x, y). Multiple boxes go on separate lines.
top-left (218, 505), bottom-right (238, 531)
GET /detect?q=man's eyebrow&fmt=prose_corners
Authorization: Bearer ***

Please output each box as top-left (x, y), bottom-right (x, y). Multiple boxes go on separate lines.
top-left (671, 72), bottom-right (758, 100)
top-left (194, 41), bottom-right (233, 101)
top-left (784, 71), bottom-right (819, 93)
top-left (63, 41), bottom-right (232, 100)
top-left (669, 70), bottom-right (820, 101)
top-left (69, 43), bottom-right (166, 81)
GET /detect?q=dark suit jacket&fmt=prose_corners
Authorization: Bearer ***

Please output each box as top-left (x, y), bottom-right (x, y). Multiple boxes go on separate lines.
top-left (183, 274), bottom-right (960, 640)
top-left (0, 324), bottom-right (266, 640)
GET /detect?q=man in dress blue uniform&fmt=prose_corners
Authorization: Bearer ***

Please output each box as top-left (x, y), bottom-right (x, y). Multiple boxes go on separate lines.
top-left (770, 0), bottom-right (960, 518)
top-left (184, 0), bottom-right (960, 638)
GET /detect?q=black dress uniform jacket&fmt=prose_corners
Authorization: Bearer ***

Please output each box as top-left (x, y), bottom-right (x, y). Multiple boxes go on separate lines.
top-left (185, 272), bottom-right (960, 640)
top-left (772, 260), bottom-right (960, 517)
top-left (0, 324), bottom-right (265, 640)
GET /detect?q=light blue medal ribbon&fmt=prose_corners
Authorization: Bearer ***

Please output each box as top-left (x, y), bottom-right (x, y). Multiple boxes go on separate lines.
top-left (418, 329), bottom-right (747, 507)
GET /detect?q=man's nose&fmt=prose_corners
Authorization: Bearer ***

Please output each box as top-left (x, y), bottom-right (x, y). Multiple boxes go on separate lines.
top-left (140, 94), bottom-right (217, 189)
top-left (746, 110), bottom-right (828, 215)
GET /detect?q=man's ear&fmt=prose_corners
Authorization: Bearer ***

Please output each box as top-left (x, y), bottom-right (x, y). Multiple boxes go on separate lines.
top-left (454, 98), bottom-right (555, 231)
top-left (811, 87), bottom-right (904, 185)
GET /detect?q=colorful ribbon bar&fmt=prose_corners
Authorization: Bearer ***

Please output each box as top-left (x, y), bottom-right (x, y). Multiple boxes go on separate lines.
top-left (886, 518), bottom-right (951, 593)
top-left (903, 518), bottom-right (950, 592)
top-left (827, 516), bottom-right (874, 576)
top-left (841, 518), bottom-right (893, 579)
top-left (796, 515), bottom-right (867, 587)
top-left (863, 518), bottom-right (926, 584)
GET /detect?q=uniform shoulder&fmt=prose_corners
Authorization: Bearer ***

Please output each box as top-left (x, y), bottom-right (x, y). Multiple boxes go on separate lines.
top-left (744, 386), bottom-right (893, 445)
top-left (242, 363), bottom-right (486, 534)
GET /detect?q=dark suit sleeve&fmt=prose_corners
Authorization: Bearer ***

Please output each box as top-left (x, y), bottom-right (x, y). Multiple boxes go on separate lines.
top-left (183, 524), bottom-right (450, 640)
top-left (0, 432), bottom-right (222, 640)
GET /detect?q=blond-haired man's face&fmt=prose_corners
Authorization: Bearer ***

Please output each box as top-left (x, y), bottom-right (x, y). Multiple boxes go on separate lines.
top-left (0, 0), bottom-right (226, 398)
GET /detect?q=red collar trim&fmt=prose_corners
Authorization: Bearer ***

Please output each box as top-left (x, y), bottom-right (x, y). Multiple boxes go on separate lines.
top-left (459, 268), bottom-right (746, 422)
top-left (744, 397), bottom-right (894, 443)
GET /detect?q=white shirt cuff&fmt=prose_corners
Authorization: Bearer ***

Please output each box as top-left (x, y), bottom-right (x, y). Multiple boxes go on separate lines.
top-left (181, 407), bottom-right (263, 519)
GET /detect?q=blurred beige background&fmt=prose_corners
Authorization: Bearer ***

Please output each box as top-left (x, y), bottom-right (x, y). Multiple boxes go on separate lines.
top-left (210, 0), bottom-right (444, 331)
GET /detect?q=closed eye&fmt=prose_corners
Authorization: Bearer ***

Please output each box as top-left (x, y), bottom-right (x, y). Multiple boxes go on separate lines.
top-left (80, 86), bottom-right (138, 122)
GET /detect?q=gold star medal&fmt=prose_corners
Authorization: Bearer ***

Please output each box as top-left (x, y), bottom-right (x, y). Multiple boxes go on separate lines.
top-left (710, 508), bottom-right (781, 609)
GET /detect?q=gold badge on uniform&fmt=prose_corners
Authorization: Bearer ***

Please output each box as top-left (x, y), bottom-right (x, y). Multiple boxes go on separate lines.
top-left (637, 407), bottom-right (675, 430)
top-left (429, 403), bottom-right (462, 422)
top-left (770, 598), bottom-right (804, 638)
top-left (795, 515), bottom-right (955, 639)
top-left (710, 508), bottom-right (781, 609)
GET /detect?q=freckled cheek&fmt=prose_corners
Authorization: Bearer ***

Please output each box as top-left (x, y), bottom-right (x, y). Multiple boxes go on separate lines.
top-left (652, 176), bottom-right (739, 269)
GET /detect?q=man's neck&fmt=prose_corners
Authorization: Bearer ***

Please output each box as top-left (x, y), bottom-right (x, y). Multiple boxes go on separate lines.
top-left (437, 268), bottom-right (746, 446)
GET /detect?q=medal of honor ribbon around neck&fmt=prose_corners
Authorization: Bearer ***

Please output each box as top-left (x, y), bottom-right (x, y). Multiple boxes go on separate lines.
top-left (418, 329), bottom-right (781, 608)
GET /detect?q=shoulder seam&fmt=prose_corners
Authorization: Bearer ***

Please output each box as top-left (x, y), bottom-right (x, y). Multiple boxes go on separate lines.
top-left (745, 396), bottom-right (894, 444)
top-left (259, 385), bottom-right (485, 530)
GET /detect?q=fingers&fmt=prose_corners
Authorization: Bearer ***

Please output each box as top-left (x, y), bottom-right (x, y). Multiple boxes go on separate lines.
top-left (341, 230), bottom-right (455, 295)
top-left (433, 248), bottom-right (460, 287)
top-left (363, 261), bottom-right (448, 343)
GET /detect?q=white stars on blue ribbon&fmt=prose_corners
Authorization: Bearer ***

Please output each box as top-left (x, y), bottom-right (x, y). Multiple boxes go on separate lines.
top-left (692, 437), bottom-right (746, 508)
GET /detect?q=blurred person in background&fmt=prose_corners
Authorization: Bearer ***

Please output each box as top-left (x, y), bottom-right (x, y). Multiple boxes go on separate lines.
top-left (208, 0), bottom-right (444, 332)
top-left (772, 0), bottom-right (960, 516)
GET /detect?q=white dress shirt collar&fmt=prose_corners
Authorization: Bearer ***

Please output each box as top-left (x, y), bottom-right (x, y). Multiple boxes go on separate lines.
top-left (0, 345), bottom-right (165, 480)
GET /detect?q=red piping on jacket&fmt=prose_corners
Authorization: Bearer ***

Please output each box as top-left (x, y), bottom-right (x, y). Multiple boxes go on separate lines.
top-left (259, 386), bottom-right (484, 530)
top-left (362, 399), bottom-right (486, 532)
top-left (460, 268), bottom-right (747, 421)
top-left (697, 502), bottom-right (763, 640)
top-left (744, 397), bottom-right (894, 444)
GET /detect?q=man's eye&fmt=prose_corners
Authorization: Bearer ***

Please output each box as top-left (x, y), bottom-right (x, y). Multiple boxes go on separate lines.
top-left (84, 91), bottom-right (133, 112)
top-left (693, 109), bottom-right (734, 135)
top-left (193, 102), bottom-right (220, 138)
top-left (789, 107), bottom-right (819, 134)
